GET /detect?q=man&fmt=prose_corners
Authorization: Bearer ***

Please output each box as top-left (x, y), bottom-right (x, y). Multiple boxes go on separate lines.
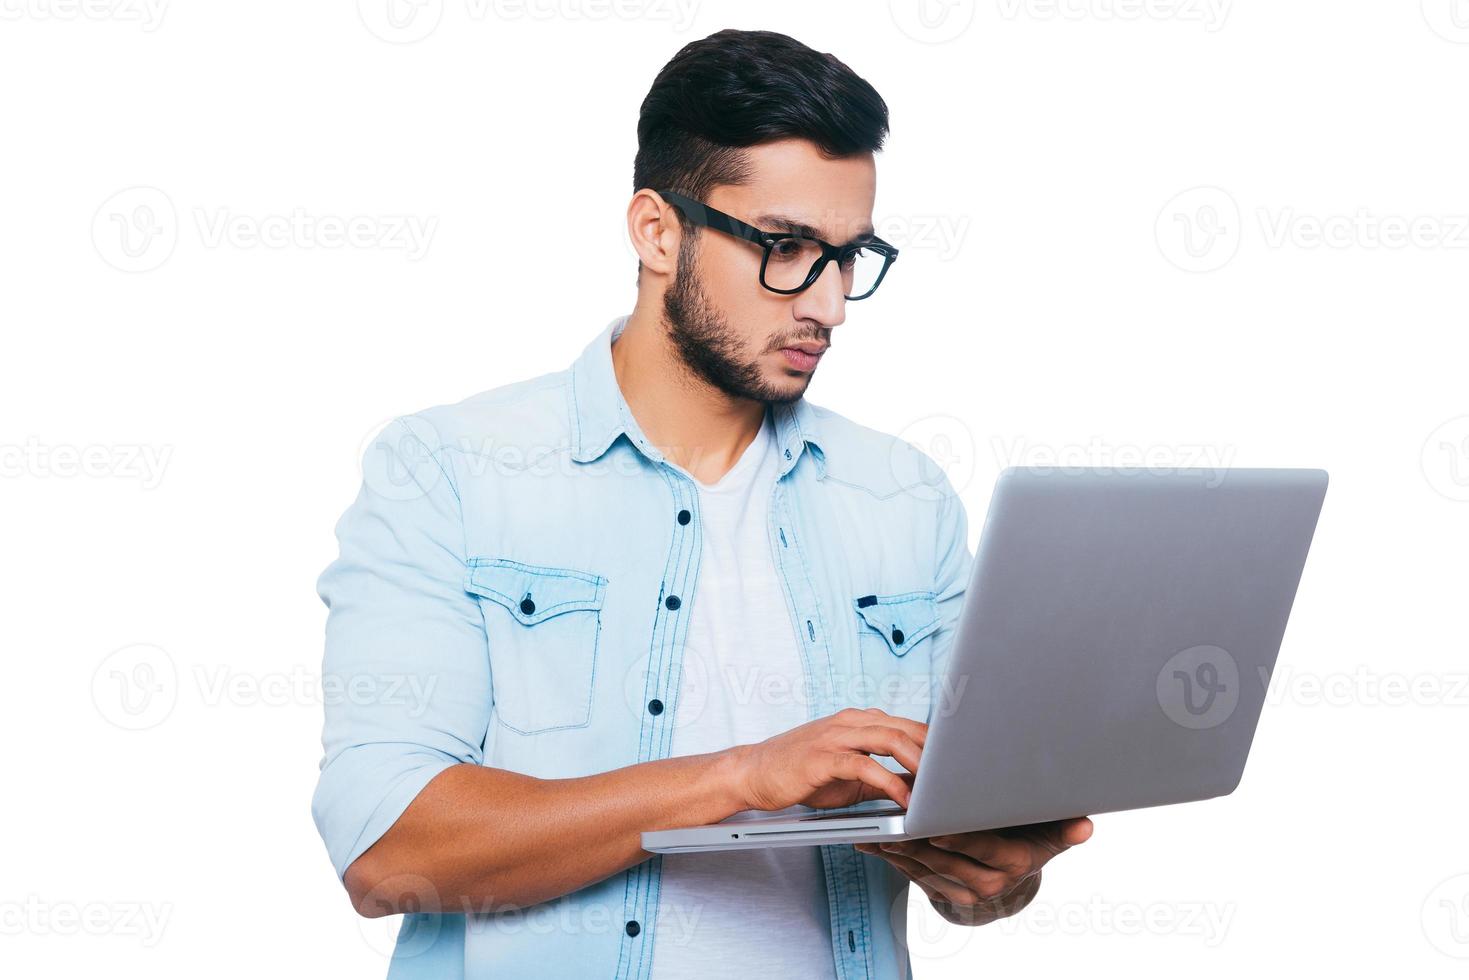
top-left (313, 28), bottom-right (1091, 979)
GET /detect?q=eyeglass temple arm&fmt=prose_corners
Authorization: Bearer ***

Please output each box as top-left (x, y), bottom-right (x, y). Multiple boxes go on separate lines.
top-left (657, 189), bottom-right (770, 247)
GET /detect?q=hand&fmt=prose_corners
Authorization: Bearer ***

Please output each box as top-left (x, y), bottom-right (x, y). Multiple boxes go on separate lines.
top-left (855, 817), bottom-right (1093, 926)
top-left (728, 707), bottom-right (926, 812)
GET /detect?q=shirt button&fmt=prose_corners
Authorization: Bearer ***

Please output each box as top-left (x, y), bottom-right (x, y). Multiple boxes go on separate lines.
top-left (665, 595), bottom-right (681, 610)
top-left (891, 627), bottom-right (905, 645)
top-left (519, 597), bottom-right (536, 615)
top-left (677, 509), bottom-right (691, 525)
top-left (625, 920), bottom-right (641, 937)
top-left (648, 698), bottom-right (663, 716)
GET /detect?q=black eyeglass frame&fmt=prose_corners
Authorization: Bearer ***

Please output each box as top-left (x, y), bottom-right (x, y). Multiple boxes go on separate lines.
top-left (657, 188), bottom-right (899, 301)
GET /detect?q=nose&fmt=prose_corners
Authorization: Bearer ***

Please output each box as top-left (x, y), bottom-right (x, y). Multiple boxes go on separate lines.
top-left (790, 256), bottom-right (847, 330)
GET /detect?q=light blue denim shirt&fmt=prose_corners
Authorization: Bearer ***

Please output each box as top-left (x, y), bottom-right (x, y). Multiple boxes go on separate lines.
top-left (313, 313), bottom-right (973, 979)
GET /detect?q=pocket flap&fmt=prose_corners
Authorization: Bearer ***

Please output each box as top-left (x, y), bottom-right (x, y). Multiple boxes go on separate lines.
top-left (854, 591), bottom-right (940, 657)
top-left (465, 558), bottom-right (607, 626)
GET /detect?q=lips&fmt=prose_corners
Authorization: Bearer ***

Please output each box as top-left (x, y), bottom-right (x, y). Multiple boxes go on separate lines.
top-left (779, 346), bottom-right (824, 371)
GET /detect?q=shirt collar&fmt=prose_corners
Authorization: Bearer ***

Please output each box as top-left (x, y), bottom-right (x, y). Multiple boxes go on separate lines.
top-left (569, 313), bottom-right (826, 479)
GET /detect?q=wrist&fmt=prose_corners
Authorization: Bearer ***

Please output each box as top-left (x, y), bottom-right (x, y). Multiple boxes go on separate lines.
top-left (710, 744), bottom-right (752, 814)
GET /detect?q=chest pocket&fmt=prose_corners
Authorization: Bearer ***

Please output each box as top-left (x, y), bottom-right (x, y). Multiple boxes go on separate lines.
top-left (853, 591), bottom-right (942, 723)
top-left (465, 558), bottom-right (608, 735)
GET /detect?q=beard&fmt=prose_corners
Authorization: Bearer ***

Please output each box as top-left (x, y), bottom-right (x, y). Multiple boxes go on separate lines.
top-left (662, 236), bottom-right (805, 405)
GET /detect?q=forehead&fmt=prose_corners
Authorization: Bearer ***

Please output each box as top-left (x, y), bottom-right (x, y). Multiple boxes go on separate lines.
top-left (710, 139), bottom-right (877, 243)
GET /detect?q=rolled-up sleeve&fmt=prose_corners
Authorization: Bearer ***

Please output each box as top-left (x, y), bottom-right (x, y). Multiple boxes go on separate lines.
top-left (311, 416), bottom-right (492, 880)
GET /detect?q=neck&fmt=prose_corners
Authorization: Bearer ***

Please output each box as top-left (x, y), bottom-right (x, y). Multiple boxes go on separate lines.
top-left (612, 300), bottom-right (767, 486)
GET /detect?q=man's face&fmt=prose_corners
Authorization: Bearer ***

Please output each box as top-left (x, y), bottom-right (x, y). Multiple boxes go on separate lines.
top-left (662, 138), bottom-right (878, 405)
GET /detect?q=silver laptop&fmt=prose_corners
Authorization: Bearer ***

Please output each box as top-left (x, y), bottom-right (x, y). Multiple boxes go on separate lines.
top-left (642, 466), bottom-right (1328, 853)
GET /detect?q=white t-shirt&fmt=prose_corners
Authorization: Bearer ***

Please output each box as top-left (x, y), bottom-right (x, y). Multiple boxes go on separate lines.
top-left (647, 408), bottom-right (839, 980)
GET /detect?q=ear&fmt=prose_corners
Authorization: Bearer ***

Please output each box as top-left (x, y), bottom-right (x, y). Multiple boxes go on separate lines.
top-left (627, 190), bottom-right (682, 277)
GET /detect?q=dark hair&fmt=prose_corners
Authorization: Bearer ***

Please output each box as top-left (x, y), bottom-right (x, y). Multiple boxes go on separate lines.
top-left (633, 28), bottom-right (889, 211)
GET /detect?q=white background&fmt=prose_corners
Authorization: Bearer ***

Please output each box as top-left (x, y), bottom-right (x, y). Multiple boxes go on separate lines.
top-left (2, 1), bottom-right (1467, 976)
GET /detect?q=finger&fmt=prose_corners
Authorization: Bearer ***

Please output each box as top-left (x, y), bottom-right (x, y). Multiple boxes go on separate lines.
top-left (1009, 817), bottom-right (1093, 858)
top-left (839, 725), bottom-right (923, 775)
top-left (850, 769), bottom-right (915, 804)
top-left (1061, 816), bottom-right (1094, 846)
top-left (862, 846), bottom-right (982, 908)
top-left (881, 840), bottom-right (1017, 900)
top-left (829, 753), bottom-right (912, 807)
top-left (927, 831), bottom-right (1036, 875)
top-left (838, 708), bottom-right (929, 749)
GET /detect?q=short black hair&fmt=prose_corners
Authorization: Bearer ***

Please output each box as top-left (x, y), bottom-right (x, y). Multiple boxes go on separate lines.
top-left (633, 28), bottom-right (889, 208)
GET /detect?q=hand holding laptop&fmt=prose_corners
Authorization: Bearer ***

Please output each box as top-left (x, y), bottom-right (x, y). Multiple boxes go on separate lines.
top-left (855, 817), bottom-right (1094, 924)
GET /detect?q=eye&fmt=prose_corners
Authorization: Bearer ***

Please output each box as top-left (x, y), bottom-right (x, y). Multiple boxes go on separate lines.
top-left (770, 239), bottom-right (805, 261)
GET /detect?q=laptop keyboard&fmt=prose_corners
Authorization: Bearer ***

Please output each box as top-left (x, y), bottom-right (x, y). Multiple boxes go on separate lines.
top-left (797, 805), bottom-right (906, 821)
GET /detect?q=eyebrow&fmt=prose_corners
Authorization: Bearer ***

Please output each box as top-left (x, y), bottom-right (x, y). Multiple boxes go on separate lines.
top-left (753, 213), bottom-right (876, 247)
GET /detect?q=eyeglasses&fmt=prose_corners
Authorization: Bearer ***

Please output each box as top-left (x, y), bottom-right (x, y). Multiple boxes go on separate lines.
top-left (657, 189), bottom-right (899, 301)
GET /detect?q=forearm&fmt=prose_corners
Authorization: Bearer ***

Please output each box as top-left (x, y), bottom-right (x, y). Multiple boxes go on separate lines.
top-left (344, 749), bottom-right (748, 916)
